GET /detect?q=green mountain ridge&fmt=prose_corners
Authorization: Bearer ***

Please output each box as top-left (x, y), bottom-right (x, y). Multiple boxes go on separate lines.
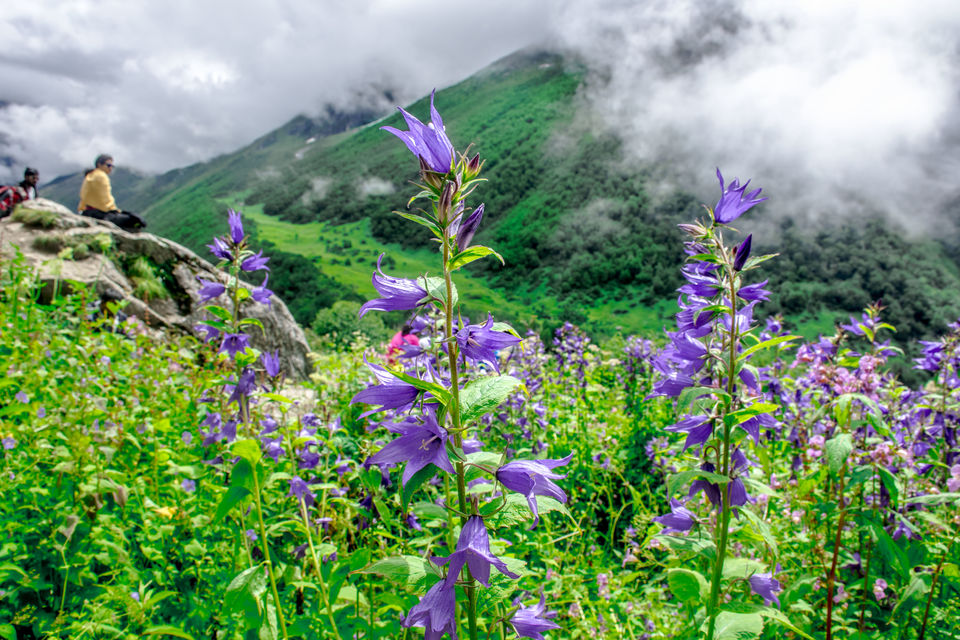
top-left (40, 48), bottom-right (960, 352)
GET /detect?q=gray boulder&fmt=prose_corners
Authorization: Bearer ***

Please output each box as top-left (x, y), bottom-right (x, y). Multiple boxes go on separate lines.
top-left (0, 198), bottom-right (312, 380)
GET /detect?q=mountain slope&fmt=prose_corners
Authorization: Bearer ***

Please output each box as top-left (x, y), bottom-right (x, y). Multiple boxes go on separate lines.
top-left (39, 49), bottom-right (960, 349)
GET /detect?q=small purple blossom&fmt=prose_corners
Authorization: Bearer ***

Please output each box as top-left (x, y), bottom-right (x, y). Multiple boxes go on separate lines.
top-left (181, 478), bottom-right (196, 492)
top-left (241, 250), bottom-right (270, 273)
top-left (402, 580), bottom-right (458, 640)
top-left (261, 350), bottom-right (281, 378)
top-left (219, 333), bottom-right (250, 358)
top-left (510, 593), bottom-right (560, 640)
top-left (359, 255), bottom-right (429, 318)
top-left (288, 476), bottom-right (316, 507)
top-left (712, 169), bottom-right (767, 224)
top-left (496, 453), bottom-right (572, 528)
top-left (653, 498), bottom-right (697, 534)
top-left (197, 279), bottom-right (226, 303)
top-left (455, 314), bottom-right (520, 373)
top-left (251, 275), bottom-right (273, 305)
top-left (207, 236), bottom-right (231, 260)
top-left (381, 90), bottom-right (455, 174)
top-left (366, 409), bottom-right (454, 485)
top-left (749, 570), bottom-right (782, 607)
top-left (433, 515), bottom-right (519, 587)
top-left (228, 210), bottom-right (245, 244)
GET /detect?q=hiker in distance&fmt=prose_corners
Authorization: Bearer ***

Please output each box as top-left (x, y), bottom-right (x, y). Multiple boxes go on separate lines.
top-left (78, 154), bottom-right (147, 232)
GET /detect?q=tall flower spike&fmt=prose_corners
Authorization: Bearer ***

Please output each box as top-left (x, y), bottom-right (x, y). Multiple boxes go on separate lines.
top-left (713, 169), bottom-right (767, 224)
top-left (433, 516), bottom-right (519, 587)
top-left (496, 453), bottom-right (573, 528)
top-left (381, 90), bottom-right (455, 174)
top-left (359, 254), bottom-right (429, 318)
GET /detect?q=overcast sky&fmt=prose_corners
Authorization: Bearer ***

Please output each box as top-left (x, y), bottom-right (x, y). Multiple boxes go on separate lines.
top-left (2, 0), bottom-right (959, 228)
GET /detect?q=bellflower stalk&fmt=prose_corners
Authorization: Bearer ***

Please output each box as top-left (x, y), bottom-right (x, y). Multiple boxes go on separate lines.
top-left (355, 92), bottom-right (568, 640)
top-left (651, 170), bottom-right (794, 639)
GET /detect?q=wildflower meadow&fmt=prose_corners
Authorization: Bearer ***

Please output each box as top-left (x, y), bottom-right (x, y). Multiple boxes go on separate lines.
top-left (2, 93), bottom-right (959, 640)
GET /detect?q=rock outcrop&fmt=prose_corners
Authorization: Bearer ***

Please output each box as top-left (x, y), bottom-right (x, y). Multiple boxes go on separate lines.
top-left (0, 198), bottom-right (312, 380)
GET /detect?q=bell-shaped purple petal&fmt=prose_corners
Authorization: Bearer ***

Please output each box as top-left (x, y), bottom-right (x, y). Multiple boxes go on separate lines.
top-left (402, 580), bottom-right (458, 639)
top-left (359, 254), bottom-right (429, 318)
top-left (228, 367), bottom-right (257, 405)
top-left (241, 250), bottom-right (270, 273)
top-left (733, 234), bottom-right (752, 271)
top-left (749, 571), bottom-right (782, 607)
top-left (653, 498), bottom-right (697, 534)
top-left (366, 408), bottom-right (453, 484)
top-left (288, 476), bottom-right (316, 507)
top-left (455, 314), bottom-right (520, 373)
top-left (207, 236), bottom-right (231, 260)
top-left (381, 90), bottom-right (455, 174)
top-left (219, 332), bottom-right (250, 359)
top-left (497, 453), bottom-right (572, 528)
top-left (350, 361), bottom-right (420, 417)
top-left (197, 279), bottom-right (226, 303)
top-left (261, 350), bottom-right (281, 378)
top-left (738, 280), bottom-right (770, 302)
top-left (228, 209), bottom-right (245, 244)
top-left (252, 274), bottom-right (273, 306)
top-left (434, 515), bottom-right (519, 587)
top-left (665, 415), bottom-right (714, 450)
top-left (457, 204), bottom-right (484, 250)
top-left (510, 593), bottom-right (559, 640)
top-left (713, 169), bottom-right (767, 224)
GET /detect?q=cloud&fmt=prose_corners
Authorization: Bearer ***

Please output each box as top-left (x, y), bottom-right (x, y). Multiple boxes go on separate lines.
top-left (548, 0), bottom-right (960, 231)
top-left (0, 0), bottom-right (554, 182)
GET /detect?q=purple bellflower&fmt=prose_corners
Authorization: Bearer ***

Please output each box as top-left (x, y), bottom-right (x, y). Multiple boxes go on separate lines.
top-left (219, 332), bottom-right (250, 358)
top-left (665, 415), bottom-right (714, 451)
top-left (434, 515), bottom-right (520, 587)
top-left (207, 236), bottom-right (231, 260)
top-left (228, 209), bottom-right (244, 244)
top-left (288, 476), bottom-right (316, 507)
top-left (653, 498), bottom-right (697, 534)
top-left (261, 350), bottom-right (281, 378)
top-left (713, 169), bottom-right (767, 224)
top-left (510, 593), bottom-right (560, 640)
top-left (457, 204), bottom-right (484, 250)
top-left (366, 408), bottom-right (454, 485)
top-left (252, 275), bottom-right (273, 305)
top-left (402, 580), bottom-right (458, 640)
top-left (749, 570), bottom-right (783, 607)
top-left (456, 315), bottom-right (520, 373)
top-left (197, 279), bottom-right (226, 303)
top-left (496, 453), bottom-right (573, 527)
top-left (359, 255), bottom-right (429, 318)
top-left (733, 234), bottom-right (752, 271)
top-left (350, 361), bottom-right (420, 416)
top-left (228, 367), bottom-right (256, 405)
top-left (241, 250), bottom-right (270, 272)
top-left (381, 90), bottom-right (455, 174)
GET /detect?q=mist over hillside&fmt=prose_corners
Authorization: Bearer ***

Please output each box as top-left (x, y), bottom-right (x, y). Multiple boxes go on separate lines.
top-left (33, 46), bottom-right (960, 363)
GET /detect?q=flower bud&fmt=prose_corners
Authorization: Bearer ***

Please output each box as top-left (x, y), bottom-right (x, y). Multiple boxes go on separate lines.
top-left (419, 157), bottom-right (444, 190)
top-left (464, 153), bottom-right (483, 180)
top-left (437, 181), bottom-right (455, 226)
top-left (733, 234), bottom-right (752, 271)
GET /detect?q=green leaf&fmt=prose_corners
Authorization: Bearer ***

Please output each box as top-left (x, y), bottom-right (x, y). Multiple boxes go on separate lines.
top-left (232, 439), bottom-right (262, 467)
top-left (891, 574), bottom-right (931, 617)
top-left (711, 611), bottom-right (764, 639)
top-left (0, 625), bottom-right (16, 640)
top-left (824, 433), bottom-right (853, 475)
top-left (395, 211), bottom-right (442, 238)
top-left (223, 563), bottom-right (267, 616)
top-left (402, 465), bottom-right (438, 513)
top-left (459, 375), bottom-right (522, 426)
top-left (384, 367), bottom-right (451, 406)
top-left (239, 317), bottom-right (265, 334)
top-left (141, 627), bottom-right (196, 640)
top-left (738, 335), bottom-right (800, 361)
top-left (724, 402), bottom-right (779, 427)
top-left (449, 245), bottom-right (504, 271)
top-left (667, 468), bottom-right (730, 496)
top-left (422, 276), bottom-right (456, 309)
top-left (667, 568), bottom-right (708, 602)
top-left (260, 392), bottom-right (294, 404)
top-left (867, 520), bottom-right (909, 581)
top-left (739, 507), bottom-right (778, 556)
top-left (204, 305), bottom-right (233, 323)
top-left (355, 555), bottom-right (440, 588)
top-left (212, 486), bottom-right (251, 525)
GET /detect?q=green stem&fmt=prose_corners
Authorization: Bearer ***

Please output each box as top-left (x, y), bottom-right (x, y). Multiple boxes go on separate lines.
top-left (252, 465), bottom-right (289, 639)
top-left (441, 191), bottom-right (478, 640)
top-left (918, 543), bottom-right (950, 640)
top-left (825, 471), bottom-right (847, 640)
top-left (299, 501), bottom-right (343, 640)
top-left (706, 239), bottom-right (740, 640)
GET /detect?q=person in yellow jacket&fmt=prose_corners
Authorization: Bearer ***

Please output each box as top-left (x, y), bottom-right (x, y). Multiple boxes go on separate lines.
top-left (78, 154), bottom-right (145, 231)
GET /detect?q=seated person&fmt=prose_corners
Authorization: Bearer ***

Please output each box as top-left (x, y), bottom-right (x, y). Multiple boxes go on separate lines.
top-left (0, 167), bottom-right (39, 219)
top-left (78, 154), bottom-right (146, 231)
top-left (20, 167), bottom-right (39, 200)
